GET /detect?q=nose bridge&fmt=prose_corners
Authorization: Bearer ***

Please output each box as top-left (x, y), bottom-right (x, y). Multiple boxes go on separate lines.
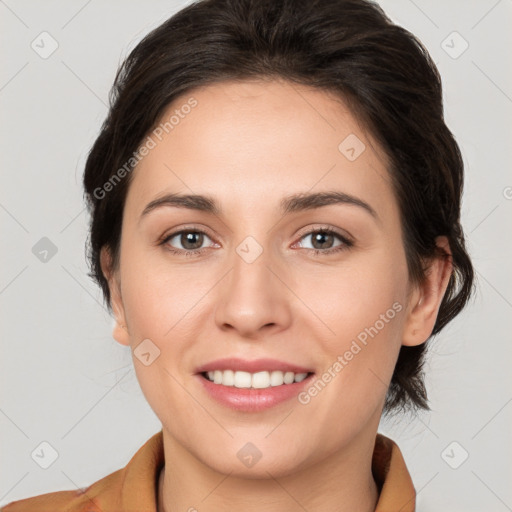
top-left (214, 233), bottom-right (290, 336)
top-left (229, 234), bottom-right (276, 307)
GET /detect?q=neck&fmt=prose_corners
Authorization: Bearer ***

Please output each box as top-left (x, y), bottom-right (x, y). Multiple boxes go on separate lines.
top-left (157, 426), bottom-right (380, 512)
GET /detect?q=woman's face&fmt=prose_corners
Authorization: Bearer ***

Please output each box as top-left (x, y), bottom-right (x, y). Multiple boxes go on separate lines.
top-left (105, 79), bottom-right (423, 477)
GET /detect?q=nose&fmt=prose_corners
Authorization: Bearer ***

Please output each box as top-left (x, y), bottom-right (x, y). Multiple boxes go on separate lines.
top-left (214, 241), bottom-right (292, 339)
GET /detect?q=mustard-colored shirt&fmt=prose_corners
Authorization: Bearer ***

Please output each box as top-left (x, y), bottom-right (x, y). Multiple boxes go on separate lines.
top-left (1, 431), bottom-right (416, 511)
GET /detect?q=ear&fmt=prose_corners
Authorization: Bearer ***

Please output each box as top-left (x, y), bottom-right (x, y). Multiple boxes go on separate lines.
top-left (100, 246), bottom-right (130, 347)
top-left (402, 236), bottom-right (453, 346)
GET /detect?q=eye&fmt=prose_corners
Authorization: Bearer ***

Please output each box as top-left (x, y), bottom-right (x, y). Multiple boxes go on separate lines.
top-left (159, 226), bottom-right (353, 257)
top-left (160, 229), bottom-right (217, 256)
top-left (294, 227), bottom-right (353, 255)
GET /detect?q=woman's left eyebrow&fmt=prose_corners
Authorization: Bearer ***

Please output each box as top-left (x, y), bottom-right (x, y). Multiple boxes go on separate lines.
top-left (280, 191), bottom-right (378, 220)
top-left (139, 190), bottom-right (378, 224)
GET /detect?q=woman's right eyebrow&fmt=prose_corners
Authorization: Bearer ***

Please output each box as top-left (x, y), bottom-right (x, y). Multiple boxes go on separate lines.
top-left (139, 193), bottom-right (220, 222)
top-left (138, 190), bottom-right (378, 224)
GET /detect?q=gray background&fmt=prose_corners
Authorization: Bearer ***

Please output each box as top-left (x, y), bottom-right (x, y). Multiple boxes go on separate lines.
top-left (1, 0), bottom-right (511, 510)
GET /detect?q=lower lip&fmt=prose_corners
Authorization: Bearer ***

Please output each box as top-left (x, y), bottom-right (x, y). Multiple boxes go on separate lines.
top-left (196, 373), bottom-right (314, 412)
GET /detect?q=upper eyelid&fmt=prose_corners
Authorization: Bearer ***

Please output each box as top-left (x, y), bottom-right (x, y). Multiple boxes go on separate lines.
top-left (162, 225), bottom-right (216, 243)
top-left (295, 225), bottom-right (352, 242)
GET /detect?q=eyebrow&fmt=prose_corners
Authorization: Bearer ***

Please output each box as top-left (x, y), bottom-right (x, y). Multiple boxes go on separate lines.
top-left (139, 190), bottom-right (378, 222)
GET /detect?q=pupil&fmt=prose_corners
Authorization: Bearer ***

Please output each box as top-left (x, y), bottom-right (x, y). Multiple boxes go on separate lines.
top-left (313, 232), bottom-right (332, 249)
top-left (183, 232), bottom-right (202, 249)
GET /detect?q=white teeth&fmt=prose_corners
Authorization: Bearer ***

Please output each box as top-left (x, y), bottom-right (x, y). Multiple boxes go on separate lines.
top-left (283, 371), bottom-right (295, 384)
top-left (270, 370), bottom-right (284, 386)
top-left (294, 372), bottom-right (308, 382)
top-left (223, 369), bottom-right (235, 386)
top-left (234, 371), bottom-right (252, 388)
top-left (204, 370), bottom-right (310, 389)
top-left (252, 371), bottom-right (270, 389)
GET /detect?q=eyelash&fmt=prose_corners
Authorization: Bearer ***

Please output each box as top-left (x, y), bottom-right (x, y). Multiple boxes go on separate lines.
top-left (159, 226), bottom-right (354, 258)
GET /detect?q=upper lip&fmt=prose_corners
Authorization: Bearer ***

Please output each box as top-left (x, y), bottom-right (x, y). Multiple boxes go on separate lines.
top-left (195, 358), bottom-right (314, 374)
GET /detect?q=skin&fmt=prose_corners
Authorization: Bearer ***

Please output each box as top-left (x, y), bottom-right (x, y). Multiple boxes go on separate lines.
top-left (100, 78), bottom-right (452, 512)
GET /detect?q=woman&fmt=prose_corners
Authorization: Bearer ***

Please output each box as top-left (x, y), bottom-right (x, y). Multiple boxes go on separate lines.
top-left (2, 0), bottom-right (474, 510)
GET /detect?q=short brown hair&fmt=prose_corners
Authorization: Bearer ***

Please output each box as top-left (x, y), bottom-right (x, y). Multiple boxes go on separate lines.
top-left (83, 0), bottom-right (474, 416)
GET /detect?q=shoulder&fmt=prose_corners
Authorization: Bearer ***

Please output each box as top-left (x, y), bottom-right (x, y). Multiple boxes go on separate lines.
top-left (1, 467), bottom-right (125, 512)
top-left (1, 489), bottom-right (79, 512)
top-left (1, 430), bottom-right (164, 512)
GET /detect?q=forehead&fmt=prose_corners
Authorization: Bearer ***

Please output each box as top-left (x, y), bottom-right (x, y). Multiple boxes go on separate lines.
top-left (125, 79), bottom-right (395, 221)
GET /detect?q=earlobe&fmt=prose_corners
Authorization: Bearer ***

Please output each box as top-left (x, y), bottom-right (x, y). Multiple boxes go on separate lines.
top-left (100, 246), bottom-right (130, 347)
top-left (402, 236), bottom-right (453, 347)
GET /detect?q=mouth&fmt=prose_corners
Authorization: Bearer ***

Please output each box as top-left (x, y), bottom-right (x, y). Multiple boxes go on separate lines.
top-left (195, 358), bottom-right (315, 411)
top-left (200, 369), bottom-right (313, 389)
top-left (195, 357), bottom-right (315, 412)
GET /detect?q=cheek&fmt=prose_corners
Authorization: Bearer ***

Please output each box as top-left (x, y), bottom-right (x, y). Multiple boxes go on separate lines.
top-left (313, 279), bottom-right (405, 399)
top-left (119, 239), bottom-right (204, 338)
top-left (118, 253), bottom-right (206, 432)
top-left (297, 245), bottom-right (409, 347)
top-left (294, 249), bottom-right (408, 414)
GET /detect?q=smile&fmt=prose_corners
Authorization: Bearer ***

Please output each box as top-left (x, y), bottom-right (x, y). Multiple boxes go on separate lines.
top-left (202, 370), bottom-right (310, 389)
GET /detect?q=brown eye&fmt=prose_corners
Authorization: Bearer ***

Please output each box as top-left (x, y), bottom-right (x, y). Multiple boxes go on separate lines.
top-left (178, 231), bottom-right (205, 250)
top-left (309, 231), bottom-right (337, 250)
top-left (297, 229), bottom-right (352, 254)
top-left (162, 230), bottom-right (215, 255)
